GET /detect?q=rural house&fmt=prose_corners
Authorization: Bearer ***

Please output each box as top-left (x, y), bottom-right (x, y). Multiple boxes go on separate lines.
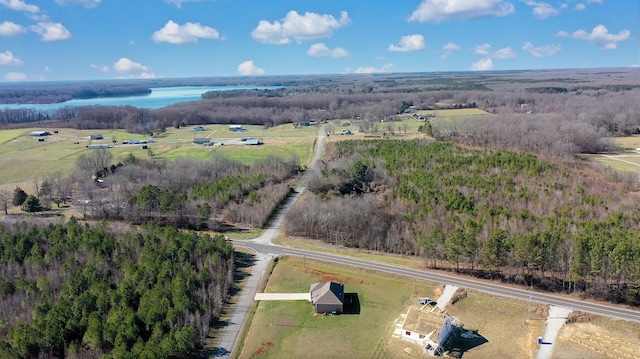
top-left (400, 306), bottom-right (461, 356)
top-left (309, 281), bottom-right (344, 314)
top-left (90, 134), bottom-right (104, 140)
top-left (229, 124), bottom-right (243, 132)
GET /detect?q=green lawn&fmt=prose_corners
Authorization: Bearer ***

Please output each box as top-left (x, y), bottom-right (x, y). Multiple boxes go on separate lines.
top-left (237, 256), bottom-right (438, 359)
top-left (0, 124), bottom-right (318, 189)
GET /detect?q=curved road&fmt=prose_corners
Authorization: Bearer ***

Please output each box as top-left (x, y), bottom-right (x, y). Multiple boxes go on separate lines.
top-left (212, 126), bottom-right (640, 358)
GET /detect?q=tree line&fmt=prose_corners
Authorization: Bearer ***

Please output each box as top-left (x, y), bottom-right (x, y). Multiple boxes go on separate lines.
top-left (286, 139), bottom-right (640, 305)
top-left (0, 219), bottom-right (234, 358)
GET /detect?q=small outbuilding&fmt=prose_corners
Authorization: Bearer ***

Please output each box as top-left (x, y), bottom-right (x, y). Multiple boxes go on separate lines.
top-left (245, 139), bottom-right (263, 145)
top-left (90, 134), bottom-right (104, 140)
top-left (229, 124), bottom-right (243, 132)
top-left (30, 131), bottom-right (51, 137)
top-left (309, 281), bottom-right (344, 314)
top-left (193, 138), bottom-right (211, 145)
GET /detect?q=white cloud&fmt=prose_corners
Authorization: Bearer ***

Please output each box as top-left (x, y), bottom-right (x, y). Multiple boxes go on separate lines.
top-left (90, 64), bottom-right (109, 73)
top-left (441, 42), bottom-right (460, 59)
top-left (152, 20), bottom-right (220, 44)
top-left (409, 0), bottom-right (515, 23)
top-left (307, 43), bottom-right (349, 58)
top-left (237, 60), bottom-right (265, 76)
top-left (523, 41), bottom-right (561, 57)
top-left (54, 0), bottom-right (102, 8)
top-left (252, 10), bottom-right (350, 44)
top-left (474, 43), bottom-right (492, 56)
top-left (0, 50), bottom-right (23, 65)
top-left (30, 22), bottom-right (71, 41)
top-left (493, 47), bottom-right (516, 59)
top-left (523, 1), bottom-right (559, 19)
top-left (354, 63), bottom-right (394, 74)
top-left (558, 24), bottom-right (630, 50)
top-left (0, 21), bottom-right (27, 36)
top-left (388, 34), bottom-right (426, 52)
top-left (113, 57), bottom-right (155, 78)
top-left (4, 72), bottom-right (28, 81)
top-left (472, 58), bottom-right (493, 71)
top-left (575, 3), bottom-right (585, 10)
top-left (165, 0), bottom-right (204, 8)
top-left (587, 0), bottom-right (602, 3)
top-left (0, 0), bottom-right (39, 13)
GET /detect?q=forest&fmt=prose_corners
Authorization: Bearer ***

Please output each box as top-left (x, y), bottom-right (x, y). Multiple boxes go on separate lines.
top-left (2, 69), bottom-right (640, 355)
top-left (287, 139), bottom-right (640, 305)
top-left (0, 219), bottom-right (234, 358)
top-left (65, 151), bottom-right (301, 230)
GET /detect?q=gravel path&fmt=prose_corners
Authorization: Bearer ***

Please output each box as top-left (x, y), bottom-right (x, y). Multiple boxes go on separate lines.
top-left (536, 306), bottom-right (573, 359)
top-left (436, 285), bottom-right (459, 311)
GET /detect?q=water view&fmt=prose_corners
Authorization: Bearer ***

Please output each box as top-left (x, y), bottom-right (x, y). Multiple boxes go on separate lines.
top-left (0, 85), bottom-right (279, 111)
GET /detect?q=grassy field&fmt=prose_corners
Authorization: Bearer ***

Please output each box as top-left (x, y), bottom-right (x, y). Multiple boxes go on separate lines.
top-left (237, 256), bottom-right (439, 359)
top-left (0, 124), bottom-right (318, 190)
top-left (236, 256), bottom-right (552, 359)
top-left (582, 136), bottom-right (640, 178)
top-left (263, 237), bottom-right (640, 359)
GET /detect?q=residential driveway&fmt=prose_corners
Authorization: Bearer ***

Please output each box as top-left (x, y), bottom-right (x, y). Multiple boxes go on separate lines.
top-left (254, 293), bottom-right (311, 301)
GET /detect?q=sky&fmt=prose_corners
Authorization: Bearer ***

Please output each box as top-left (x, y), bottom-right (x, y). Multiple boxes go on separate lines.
top-left (0, 0), bottom-right (637, 82)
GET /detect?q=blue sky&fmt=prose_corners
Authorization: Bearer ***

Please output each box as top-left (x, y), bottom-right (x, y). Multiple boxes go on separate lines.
top-left (0, 0), bottom-right (636, 81)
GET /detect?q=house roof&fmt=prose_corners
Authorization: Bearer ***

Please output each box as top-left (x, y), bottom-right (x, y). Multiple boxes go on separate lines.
top-left (309, 281), bottom-right (344, 305)
top-left (401, 306), bottom-right (446, 338)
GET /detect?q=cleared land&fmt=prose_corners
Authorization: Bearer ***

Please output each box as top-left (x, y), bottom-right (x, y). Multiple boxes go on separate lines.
top-left (237, 256), bottom-right (548, 359)
top-left (0, 124), bottom-right (318, 190)
top-left (554, 314), bottom-right (640, 359)
top-left (262, 237), bottom-right (639, 359)
top-left (586, 136), bottom-right (640, 177)
top-left (237, 256), bottom-right (440, 359)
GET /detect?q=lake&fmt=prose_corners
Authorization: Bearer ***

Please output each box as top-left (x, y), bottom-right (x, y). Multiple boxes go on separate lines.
top-left (0, 85), bottom-right (279, 111)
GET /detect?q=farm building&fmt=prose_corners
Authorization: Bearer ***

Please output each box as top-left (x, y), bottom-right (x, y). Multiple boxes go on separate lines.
top-left (193, 138), bottom-right (211, 145)
top-left (90, 134), bottom-right (104, 140)
top-left (229, 124), bottom-right (243, 132)
top-left (191, 126), bottom-right (205, 132)
top-left (245, 139), bottom-right (263, 145)
top-left (88, 144), bottom-right (111, 149)
top-left (30, 131), bottom-right (51, 136)
top-left (309, 281), bottom-right (344, 314)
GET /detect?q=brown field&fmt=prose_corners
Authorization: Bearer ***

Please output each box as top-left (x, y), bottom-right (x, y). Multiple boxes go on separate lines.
top-left (554, 314), bottom-right (640, 359)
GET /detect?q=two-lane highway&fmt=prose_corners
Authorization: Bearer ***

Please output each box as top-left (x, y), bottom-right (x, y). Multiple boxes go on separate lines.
top-left (213, 126), bottom-right (640, 359)
top-left (234, 240), bottom-right (640, 324)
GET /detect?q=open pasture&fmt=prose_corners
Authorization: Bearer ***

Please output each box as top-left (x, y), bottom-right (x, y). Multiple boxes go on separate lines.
top-left (237, 255), bottom-right (556, 359)
top-left (586, 136), bottom-right (640, 177)
top-left (0, 124), bottom-right (317, 189)
top-left (237, 256), bottom-right (440, 359)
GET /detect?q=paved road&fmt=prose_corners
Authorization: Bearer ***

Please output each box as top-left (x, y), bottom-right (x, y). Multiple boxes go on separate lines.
top-left (212, 126), bottom-right (640, 358)
top-left (210, 127), bottom-right (326, 358)
top-left (234, 241), bottom-right (640, 324)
